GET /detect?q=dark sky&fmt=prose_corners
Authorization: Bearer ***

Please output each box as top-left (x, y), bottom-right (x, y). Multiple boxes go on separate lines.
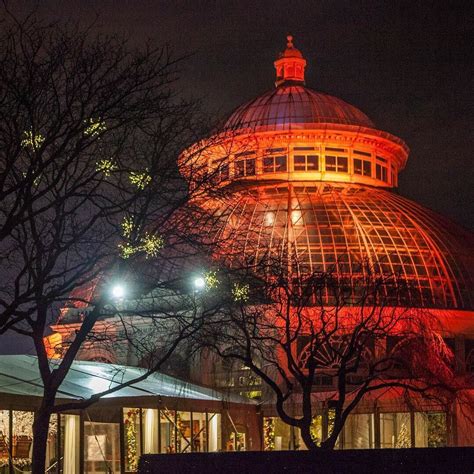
top-left (12, 0), bottom-right (474, 229)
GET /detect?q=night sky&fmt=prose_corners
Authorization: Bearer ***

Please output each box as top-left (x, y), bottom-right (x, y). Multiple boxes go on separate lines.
top-left (12, 0), bottom-right (474, 229)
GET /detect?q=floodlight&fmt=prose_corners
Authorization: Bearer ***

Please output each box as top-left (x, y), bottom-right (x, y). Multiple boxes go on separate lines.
top-left (111, 284), bottom-right (125, 299)
top-left (193, 277), bottom-right (206, 290)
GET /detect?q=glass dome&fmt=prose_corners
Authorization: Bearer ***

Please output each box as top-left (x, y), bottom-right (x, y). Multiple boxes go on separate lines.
top-left (224, 85), bottom-right (375, 132)
top-left (205, 183), bottom-right (473, 310)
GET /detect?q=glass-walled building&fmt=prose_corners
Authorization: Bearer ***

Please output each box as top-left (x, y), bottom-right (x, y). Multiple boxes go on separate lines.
top-left (0, 355), bottom-right (259, 474)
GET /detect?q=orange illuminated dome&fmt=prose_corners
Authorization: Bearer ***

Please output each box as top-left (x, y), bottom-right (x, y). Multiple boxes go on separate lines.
top-left (180, 36), bottom-right (474, 311)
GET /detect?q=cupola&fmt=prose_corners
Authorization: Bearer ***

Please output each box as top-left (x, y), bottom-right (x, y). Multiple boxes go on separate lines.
top-left (274, 35), bottom-right (307, 86)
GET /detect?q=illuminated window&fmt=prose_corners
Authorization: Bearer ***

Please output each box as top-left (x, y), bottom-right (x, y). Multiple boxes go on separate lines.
top-left (354, 158), bottom-right (372, 177)
top-left (343, 414), bottom-right (375, 449)
top-left (325, 155), bottom-right (348, 172)
top-left (380, 413), bottom-right (411, 448)
top-left (211, 158), bottom-right (229, 183)
top-left (294, 154), bottom-right (319, 171)
top-left (263, 155), bottom-right (287, 173)
top-left (414, 412), bottom-right (447, 447)
top-left (376, 163), bottom-right (388, 182)
top-left (235, 156), bottom-right (256, 177)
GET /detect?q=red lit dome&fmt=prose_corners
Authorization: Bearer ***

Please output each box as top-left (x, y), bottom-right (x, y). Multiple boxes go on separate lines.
top-left (179, 35), bottom-right (474, 312)
top-left (224, 85), bottom-right (375, 132)
top-left (208, 184), bottom-right (474, 310)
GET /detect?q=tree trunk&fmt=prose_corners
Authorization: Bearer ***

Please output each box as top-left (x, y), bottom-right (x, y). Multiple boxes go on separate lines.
top-left (299, 423), bottom-right (319, 451)
top-left (31, 407), bottom-right (51, 474)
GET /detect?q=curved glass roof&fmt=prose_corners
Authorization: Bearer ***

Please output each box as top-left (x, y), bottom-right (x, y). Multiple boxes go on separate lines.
top-left (205, 184), bottom-right (473, 310)
top-left (0, 355), bottom-right (252, 404)
top-left (224, 85), bottom-right (375, 131)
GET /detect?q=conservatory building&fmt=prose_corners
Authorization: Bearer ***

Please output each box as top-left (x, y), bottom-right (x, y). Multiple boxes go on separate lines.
top-left (46, 36), bottom-right (474, 463)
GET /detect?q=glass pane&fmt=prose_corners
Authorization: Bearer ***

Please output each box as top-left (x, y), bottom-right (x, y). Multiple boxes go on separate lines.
top-left (235, 160), bottom-right (245, 177)
top-left (0, 411), bottom-right (9, 468)
top-left (228, 431), bottom-right (246, 451)
top-left (294, 155), bottom-right (306, 170)
top-left (123, 408), bottom-right (141, 472)
top-left (47, 416), bottom-right (58, 472)
top-left (354, 158), bottom-right (362, 175)
top-left (325, 155), bottom-right (336, 171)
top-left (191, 413), bottom-right (207, 452)
top-left (61, 414), bottom-right (80, 474)
top-left (142, 408), bottom-right (158, 454)
top-left (307, 155), bottom-right (318, 170)
top-left (84, 422), bottom-right (120, 473)
top-left (363, 160), bottom-right (372, 176)
top-left (263, 157), bottom-right (274, 172)
top-left (311, 414), bottom-right (323, 446)
top-left (274, 418), bottom-right (292, 450)
top-left (380, 412), bottom-right (411, 448)
top-left (275, 155), bottom-right (287, 172)
top-left (12, 411), bottom-right (33, 470)
top-left (159, 409), bottom-right (176, 454)
top-left (176, 411), bottom-right (192, 453)
top-left (338, 157), bottom-right (348, 172)
top-left (207, 413), bottom-right (221, 452)
top-left (343, 414), bottom-right (374, 448)
top-left (246, 158), bottom-right (256, 176)
top-left (414, 412), bottom-right (447, 447)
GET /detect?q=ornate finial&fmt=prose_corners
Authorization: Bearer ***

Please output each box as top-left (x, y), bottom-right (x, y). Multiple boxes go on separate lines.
top-left (287, 34), bottom-right (294, 48)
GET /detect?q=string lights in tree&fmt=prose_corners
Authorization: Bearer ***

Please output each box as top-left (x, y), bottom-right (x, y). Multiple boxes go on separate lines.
top-left (21, 130), bottom-right (44, 150)
top-left (129, 170), bottom-right (152, 190)
top-left (232, 283), bottom-right (250, 302)
top-left (204, 270), bottom-right (219, 289)
top-left (140, 233), bottom-right (164, 258)
top-left (96, 159), bottom-right (117, 177)
top-left (84, 118), bottom-right (107, 137)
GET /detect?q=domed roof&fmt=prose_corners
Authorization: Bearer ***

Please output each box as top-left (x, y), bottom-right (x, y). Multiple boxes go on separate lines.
top-left (224, 85), bottom-right (375, 131)
top-left (206, 184), bottom-right (473, 310)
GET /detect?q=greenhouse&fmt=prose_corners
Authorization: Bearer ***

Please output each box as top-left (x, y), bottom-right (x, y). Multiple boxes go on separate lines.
top-left (0, 355), bottom-right (259, 473)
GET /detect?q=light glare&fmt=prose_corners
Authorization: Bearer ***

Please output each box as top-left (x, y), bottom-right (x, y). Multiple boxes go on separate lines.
top-left (194, 277), bottom-right (206, 290)
top-left (112, 284), bottom-right (125, 299)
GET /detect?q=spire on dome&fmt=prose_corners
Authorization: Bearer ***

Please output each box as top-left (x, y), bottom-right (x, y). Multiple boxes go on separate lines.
top-left (274, 34), bottom-right (307, 87)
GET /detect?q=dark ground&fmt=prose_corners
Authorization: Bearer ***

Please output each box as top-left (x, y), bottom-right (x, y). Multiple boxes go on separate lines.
top-left (139, 448), bottom-right (474, 473)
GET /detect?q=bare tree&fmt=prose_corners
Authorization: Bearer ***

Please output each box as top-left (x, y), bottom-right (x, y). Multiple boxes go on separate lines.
top-left (195, 258), bottom-right (458, 450)
top-left (0, 11), bottom-right (220, 472)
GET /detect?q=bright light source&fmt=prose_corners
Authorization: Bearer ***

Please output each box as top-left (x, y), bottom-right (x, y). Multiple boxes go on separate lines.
top-left (111, 284), bottom-right (125, 299)
top-left (193, 277), bottom-right (206, 290)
